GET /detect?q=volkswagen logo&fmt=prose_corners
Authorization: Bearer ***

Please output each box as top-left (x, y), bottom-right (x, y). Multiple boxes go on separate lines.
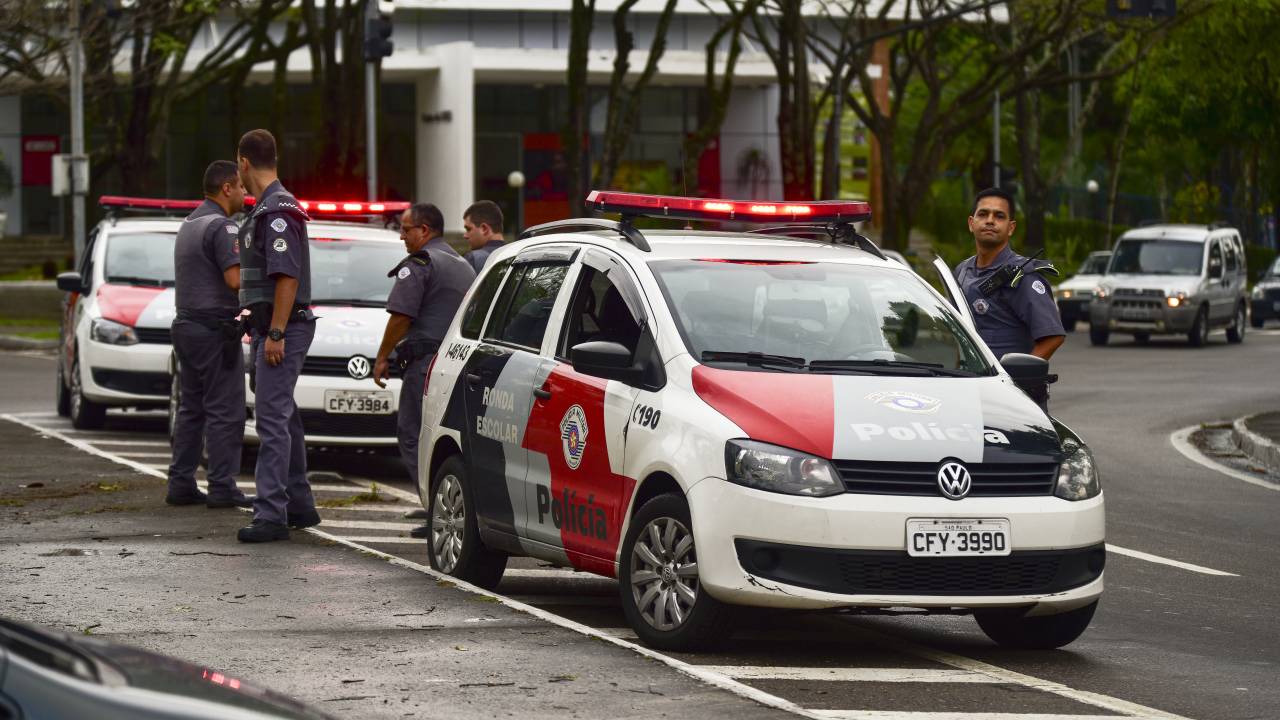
top-left (936, 461), bottom-right (972, 500)
top-left (347, 355), bottom-right (371, 380)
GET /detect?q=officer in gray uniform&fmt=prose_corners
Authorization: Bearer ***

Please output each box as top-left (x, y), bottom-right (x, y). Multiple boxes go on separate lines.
top-left (461, 200), bottom-right (507, 274)
top-left (234, 129), bottom-right (321, 543)
top-left (374, 203), bottom-right (476, 514)
top-left (954, 188), bottom-right (1065, 408)
top-left (166, 160), bottom-right (254, 509)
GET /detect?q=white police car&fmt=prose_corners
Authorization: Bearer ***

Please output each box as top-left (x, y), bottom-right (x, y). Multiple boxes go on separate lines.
top-left (417, 192), bottom-right (1105, 652)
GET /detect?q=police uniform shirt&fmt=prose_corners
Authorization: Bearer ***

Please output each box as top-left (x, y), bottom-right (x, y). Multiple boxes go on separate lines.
top-left (386, 237), bottom-right (477, 343)
top-left (954, 245), bottom-right (1065, 358)
top-left (257, 180), bottom-right (308, 286)
top-left (174, 199), bottom-right (240, 313)
top-left (464, 239), bottom-right (506, 274)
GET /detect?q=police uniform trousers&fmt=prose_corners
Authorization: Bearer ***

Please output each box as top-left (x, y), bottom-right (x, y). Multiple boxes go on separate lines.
top-left (397, 353), bottom-right (433, 486)
top-left (167, 320), bottom-right (246, 500)
top-left (250, 320), bottom-right (317, 524)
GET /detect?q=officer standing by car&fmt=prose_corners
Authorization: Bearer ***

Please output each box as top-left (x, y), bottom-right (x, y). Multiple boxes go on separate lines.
top-left (166, 160), bottom-right (255, 509)
top-left (234, 129), bottom-right (321, 543)
top-left (461, 200), bottom-right (507, 274)
top-left (373, 203), bottom-right (475, 536)
top-left (954, 188), bottom-right (1065, 408)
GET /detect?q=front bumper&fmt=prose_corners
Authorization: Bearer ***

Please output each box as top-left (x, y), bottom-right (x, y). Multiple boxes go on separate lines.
top-left (1089, 299), bottom-right (1197, 334)
top-left (687, 478), bottom-right (1105, 614)
top-left (1251, 294), bottom-right (1280, 321)
top-left (245, 373), bottom-right (403, 447)
top-left (1055, 297), bottom-right (1090, 318)
top-left (81, 340), bottom-right (171, 406)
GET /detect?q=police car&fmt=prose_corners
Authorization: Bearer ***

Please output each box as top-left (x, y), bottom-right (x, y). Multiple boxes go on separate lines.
top-left (418, 192), bottom-right (1105, 652)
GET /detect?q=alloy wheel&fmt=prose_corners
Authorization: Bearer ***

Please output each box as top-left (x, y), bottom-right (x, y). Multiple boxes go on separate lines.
top-left (629, 516), bottom-right (699, 632)
top-left (430, 473), bottom-right (465, 573)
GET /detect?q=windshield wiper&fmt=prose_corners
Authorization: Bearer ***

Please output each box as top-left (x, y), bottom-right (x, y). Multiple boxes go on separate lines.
top-left (701, 350), bottom-right (807, 370)
top-left (808, 359), bottom-right (980, 377)
top-left (105, 275), bottom-right (173, 287)
top-left (311, 298), bottom-right (385, 307)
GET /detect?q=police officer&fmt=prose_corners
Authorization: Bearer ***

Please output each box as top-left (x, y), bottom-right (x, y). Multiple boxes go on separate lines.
top-left (461, 200), bottom-right (506, 274)
top-left (234, 129), bottom-right (321, 543)
top-left (165, 161), bottom-right (254, 509)
top-left (373, 203), bottom-right (476, 536)
top-left (954, 188), bottom-right (1065, 407)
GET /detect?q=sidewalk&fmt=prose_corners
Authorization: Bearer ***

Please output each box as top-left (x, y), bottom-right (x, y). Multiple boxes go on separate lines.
top-left (1233, 411), bottom-right (1280, 474)
top-left (0, 418), bottom-right (787, 720)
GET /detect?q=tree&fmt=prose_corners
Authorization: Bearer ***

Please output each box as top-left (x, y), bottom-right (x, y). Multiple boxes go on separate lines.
top-left (297, 0), bottom-right (369, 198)
top-left (562, 0), bottom-right (596, 217)
top-left (750, 1), bottom-right (815, 200)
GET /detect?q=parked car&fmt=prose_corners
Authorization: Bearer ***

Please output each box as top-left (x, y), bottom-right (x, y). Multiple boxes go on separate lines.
top-left (1249, 256), bottom-right (1280, 328)
top-left (1055, 251), bottom-right (1110, 330)
top-left (418, 191), bottom-right (1104, 652)
top-left (1088, 225), bottom-right (1249, 347)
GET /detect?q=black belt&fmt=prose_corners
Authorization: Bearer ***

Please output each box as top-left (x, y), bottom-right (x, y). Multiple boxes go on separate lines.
top-left (393, 339), bottom-right (441, 369)
top-left (242, 302), bottom-right (313, 333)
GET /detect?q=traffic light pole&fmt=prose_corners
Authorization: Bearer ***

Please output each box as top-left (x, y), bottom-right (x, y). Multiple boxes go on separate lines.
top-left (365, 2), bottom-right (378, 201)
top-left (69, 0), bottom-right (86, 264)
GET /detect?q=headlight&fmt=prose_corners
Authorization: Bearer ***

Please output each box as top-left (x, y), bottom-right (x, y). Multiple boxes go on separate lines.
top-left (1254, 286), bottom-right (1265, 299)
top-left (90, 318), bottom-right (138, 346)
top-left (724, 439), bottom-right (842, 498)
top-left (1058, 289), bottom-right (1074, 299)
top-left (1166, 291), bottom-right (1186, 308)
top-left (1092, 287), bottom-right (1108, 301)
top-left (1055, 437), bottom-right (1101, 501)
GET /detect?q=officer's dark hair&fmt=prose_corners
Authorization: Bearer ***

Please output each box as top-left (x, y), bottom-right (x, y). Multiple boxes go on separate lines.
top-left (972, 187), bottom-right (1016, 219)
top-left (464, 200), bottom-right (504, 234)
top-left (409, 202), bottom-right (444, 235)
top-left (237, 129), bottom-right (277, 170)
top-left (202, 160), bottom-right (239, 197)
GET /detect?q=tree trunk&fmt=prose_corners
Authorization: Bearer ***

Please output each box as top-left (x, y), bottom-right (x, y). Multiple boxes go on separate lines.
top-left (1014, 87), bottom-right (1046, 252)
top-left (563, 0), bottom-right (596, 217)
top-left (818, 71), bottom-right (844, 200)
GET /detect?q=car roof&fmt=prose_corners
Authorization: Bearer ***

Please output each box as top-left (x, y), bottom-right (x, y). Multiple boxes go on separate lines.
top-left (1120, 225), bottom-right (1233, 242)
top-left (100, 217), bottom-right (399, 242)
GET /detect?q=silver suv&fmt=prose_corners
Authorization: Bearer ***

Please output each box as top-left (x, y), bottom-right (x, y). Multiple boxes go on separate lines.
top-left (1089, 224), bottom-right (1248, 347)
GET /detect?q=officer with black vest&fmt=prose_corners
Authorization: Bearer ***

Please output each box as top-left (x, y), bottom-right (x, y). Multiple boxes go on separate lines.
top-left (954, 187), bottom-right (1066, 409)
top-left (373, 202), bottom-right (476, 536)
top-left (165, 160), bottom-right (255, 509)
top-left (234, 129), bottom-right (321, 543)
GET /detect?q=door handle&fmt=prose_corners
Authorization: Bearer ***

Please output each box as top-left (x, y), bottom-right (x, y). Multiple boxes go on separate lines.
top-left (533, 387), bottom-right (552, 400)
top-left (465, 373), bottom-right (481, 387)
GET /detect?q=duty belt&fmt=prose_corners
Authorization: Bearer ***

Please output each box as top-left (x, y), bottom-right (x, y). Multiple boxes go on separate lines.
top-left (393, 338), bottom-right (441, 370)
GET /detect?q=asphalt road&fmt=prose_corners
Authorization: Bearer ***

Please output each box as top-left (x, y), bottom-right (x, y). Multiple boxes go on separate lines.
top-left (2, 324), bottom-right (1279, 720)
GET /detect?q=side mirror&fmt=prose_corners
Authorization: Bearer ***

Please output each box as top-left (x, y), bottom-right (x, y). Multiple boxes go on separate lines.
top-left (571, 340), bottom-right (641, 384)
top-left (56, 271), bottom-right (84, 294)
top-left (1000, 352), bottom-right (1049, 396)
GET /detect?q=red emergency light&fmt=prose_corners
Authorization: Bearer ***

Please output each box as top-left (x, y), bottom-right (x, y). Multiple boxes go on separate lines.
top-left (585, 190), bottom-right (872, 224)
top-left (99, 196), bottom-right (409, 217)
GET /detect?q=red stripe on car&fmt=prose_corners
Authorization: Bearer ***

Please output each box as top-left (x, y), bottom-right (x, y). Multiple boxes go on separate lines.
top-left (95, 284), bottom-right (165, 327)
top-left (691, 365), bottom-right (835, 458)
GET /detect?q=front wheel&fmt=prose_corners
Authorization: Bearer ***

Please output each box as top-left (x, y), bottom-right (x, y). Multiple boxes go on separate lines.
top-left (427, 456), bottom-right (506, 589)
top-left (1225, 304), bottom-right (1246, 344)
top-left (68, 355), bottom-right (106, 430)
top-left (55, 355), bottom-right (71, 417)
top-left (1188, 306), bottom-right (1210, 347)
top-left (975, 600), bottom-right (1098, 649)
top-left (619, 493), bottom-right (733, 651)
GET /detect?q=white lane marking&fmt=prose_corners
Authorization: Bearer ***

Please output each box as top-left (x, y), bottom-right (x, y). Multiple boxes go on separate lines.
top-left (323, 536), bottom-right (423, 545)
top-left (9, 411), bottom-right (62, 417)
top-left (195, 480), bottom-right (414, 498)
top-left (1170, 425), bottom-right (1280, 493)
top-left (115, 452), bottom-right (173, 458)
top-left (700, 666), bottom-right (998, 683)
top-left (87, 440), bottom-right (171, 447)
top-left (815, 713), bottom-right (1163, 720)
top-left (312, 519), bottom-right (418, 531)
top-left (1106, 543), bottom-right (1238, 577)
top-left (503, 595), bottom-right (619, 606)
top-left (597, 627), bottom-right (639, 639)
top-left (310, 504), bottom-right (414, 514)
top-left (5, 412), bottom-right (1187, 720)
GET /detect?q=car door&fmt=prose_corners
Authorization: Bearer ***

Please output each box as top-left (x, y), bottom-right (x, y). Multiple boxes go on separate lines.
top-left (520, 249), bottom-right (647, 575)
top-left (459, 248), bottom-right (575, 542)
top-left (65, 230), bottom-right (98, 368)
top-left (1205, 238), bottom-right (1228, 323)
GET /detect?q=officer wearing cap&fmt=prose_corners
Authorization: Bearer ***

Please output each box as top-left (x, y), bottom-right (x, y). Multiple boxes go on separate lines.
top-left (234, 129), bottom-right (321, 543)
top-left (373, 203), bottom-right (476, 535)
top-left (461, 200), bottom-right (507, 274)
top-left (954, 188), bottom-right (1065, 407)
top-left (166, 160), bottom-right (255, 510)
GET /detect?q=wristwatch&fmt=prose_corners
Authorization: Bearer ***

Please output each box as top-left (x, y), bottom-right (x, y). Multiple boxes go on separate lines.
top-left (267, 328), bottom-right (285, 341)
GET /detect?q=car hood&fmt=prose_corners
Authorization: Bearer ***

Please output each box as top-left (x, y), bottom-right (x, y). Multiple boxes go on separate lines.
top-left (1098, 273), bottom-right (1201, 295)
top-left (97, 284), bottom-right (175, 329)
top-left (309, 304), bottom-right (388, 358)
top-left (1255, 278), bottom-right (1280, 290)
top-left (692, 367), bottom-right (1065, 463)
top-left (1059, 273), bottom-right (1103, 293)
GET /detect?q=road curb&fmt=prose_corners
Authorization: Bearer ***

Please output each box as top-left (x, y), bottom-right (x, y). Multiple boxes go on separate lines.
top-left (1232, 414), bottom-right (1280, 474)
top-left (0, 334), bottom-right (57, 351)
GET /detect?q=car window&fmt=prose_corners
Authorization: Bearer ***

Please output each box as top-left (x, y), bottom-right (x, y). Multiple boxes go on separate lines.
top-left (559, 264), bottom-right (643, 358)
top-left (78, 230), bottom-right (99, 289)
top-left (310, 238), bottom-right (406, 304)
top-left (1208, 240), bottom-right (1223, 274)
top-left (1269, 257), bottom-right (1280, 278)
top-left (1081, 254), bottom-right (1109, 275)
top-left (484, 262), bottom-right (570, 351)
top-left (104, 232), bottom-right (176, 286)
top-left (1224, 238), bottom-right (1238, 272)
top-left (1110, 239), bottom-right (1203, 275)
top-left (460, 258), bottom-right (513, 340)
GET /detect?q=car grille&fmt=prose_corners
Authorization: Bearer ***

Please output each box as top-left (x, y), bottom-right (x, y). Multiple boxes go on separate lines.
top-left (1265, 288), bottom-right (1280, 302)
top-left (92, 369), bottom-right (169, 396)
top-left (301, 356), bottom-right (401, 378)
top-left (1110, 298), bottom-right (1164, 311)
top-left (1113, 288), bottom-right (1164, 298)
top-left (834, 460), bottom-right (1059, 497)
top-left (735, 540), bottom-right (1106, 596)
top-left (298, 410), bottom-right (398, 437)
top-left (134, 327), bottom-right (172, 344)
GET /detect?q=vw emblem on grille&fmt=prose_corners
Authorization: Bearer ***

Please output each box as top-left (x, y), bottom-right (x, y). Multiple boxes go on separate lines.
top-left (937, 461), bottom-right (972, 500)
top-left (347, 355), bottom-right (371, 379)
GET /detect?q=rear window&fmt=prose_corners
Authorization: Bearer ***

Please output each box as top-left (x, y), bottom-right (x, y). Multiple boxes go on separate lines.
top-left (104, 232), bottom-right (176, 286)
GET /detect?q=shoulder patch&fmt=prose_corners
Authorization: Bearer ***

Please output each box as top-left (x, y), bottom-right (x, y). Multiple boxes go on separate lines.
top-left (1032, 279), bottom-right (1046, 295)
top-left (270, 218), bottom-right (287, 233)
top-left (225, 223), bottom-right (238, 235)
top-left (397, 266), bottom-right (411, 280)
top-left (273, 238), bottom-right (288, 253)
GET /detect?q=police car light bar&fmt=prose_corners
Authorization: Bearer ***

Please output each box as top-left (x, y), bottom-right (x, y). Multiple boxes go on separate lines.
top-left (99, 196), bottom-right (410, 216)
top-left (585, 190), bottom-right (872, 224)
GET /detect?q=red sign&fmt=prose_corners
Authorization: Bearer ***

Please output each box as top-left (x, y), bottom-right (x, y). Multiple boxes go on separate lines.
top-left (22, 135), bottom-right (60, 186)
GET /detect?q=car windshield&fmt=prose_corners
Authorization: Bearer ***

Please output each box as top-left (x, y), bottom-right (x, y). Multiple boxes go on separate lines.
top-left (1109, 239), bottom-right (1202, 275)
top-left (648, 259), bottom-right (992, 375)
top-left (104, 232), bottom-right (176, 286)
top-left (311, 238), bottom-right (405, 305)
top-left (1079, 254), bottom-right (1110, 275)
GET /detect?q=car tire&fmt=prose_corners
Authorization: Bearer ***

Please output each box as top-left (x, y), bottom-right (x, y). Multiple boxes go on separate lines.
top-left (619, 493), bottom-right (733, 651)
top-left (1133, 332), bottom-right (1150, 345)
top-left (1188, 305), bottom-right (1210, 347)
top-left (55, 355), bottom-right (71, 417)
top-left (68, 355), bottom-right (106, 430)
top-left (1088, 325), bottom-right (1109, 347)
top-left (975, 600), bottom-right (1098, 650)
top-left (427, 455), bottom-right (507, 590)
top-left (1226, 304), bottom-right (1246, 344)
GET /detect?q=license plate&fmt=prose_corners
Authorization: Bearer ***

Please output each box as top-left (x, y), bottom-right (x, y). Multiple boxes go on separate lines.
top-left (906, 518), bottom-right (1011, 557)
top-left (324, 390), bottom-right (393, 415)
top-left (1120, 307), bottom-right (1151, 320)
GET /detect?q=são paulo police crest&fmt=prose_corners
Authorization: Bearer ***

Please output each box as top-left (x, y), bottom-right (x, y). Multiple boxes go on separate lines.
top-left (560, 404), bottom-right (589, 470)
top-left (865, 390), bottom-right (941, 414)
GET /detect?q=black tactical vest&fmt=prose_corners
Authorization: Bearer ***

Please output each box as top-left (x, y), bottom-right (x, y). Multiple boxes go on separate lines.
top-left (175, 210), bottom-right (236, 313)
top-left (238, 187), bottom-right (312, 309)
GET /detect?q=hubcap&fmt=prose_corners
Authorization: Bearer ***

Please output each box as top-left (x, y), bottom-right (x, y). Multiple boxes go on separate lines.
top-left (430, 474), bottom-right (465, 573)
top-left (630, 516), bottom-right (699, 632)
top-left (70, 361), bottom-right (82, 418)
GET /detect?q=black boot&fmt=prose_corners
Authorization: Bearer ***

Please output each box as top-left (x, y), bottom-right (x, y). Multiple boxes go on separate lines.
top-left (237, 519), bottom-right (289, 543)
top-left (208, 492), bottom-right (255, 509)
top-left (165, 487), bottom-right (208, 506)
top-left (287, 509), bottom-right (322, 530)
